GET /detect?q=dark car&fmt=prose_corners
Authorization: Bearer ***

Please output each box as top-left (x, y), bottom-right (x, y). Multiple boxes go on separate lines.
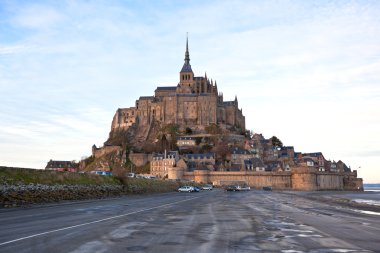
top-left (263, 186), bottom-right (272, 191)
top-left (193, 186), bottom-right (200, 192)
top-left (225, 185), bottom-right (239, 191)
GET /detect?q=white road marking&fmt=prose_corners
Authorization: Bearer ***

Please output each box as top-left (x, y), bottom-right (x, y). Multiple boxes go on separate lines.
top-left (0, 196), bottom-right (200, 246)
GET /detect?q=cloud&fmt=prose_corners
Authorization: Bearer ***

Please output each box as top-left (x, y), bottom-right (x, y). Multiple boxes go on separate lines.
top-left (0, 0), bottom-right (379, 182)
top-left (10, 4), bottom-right (65, 30)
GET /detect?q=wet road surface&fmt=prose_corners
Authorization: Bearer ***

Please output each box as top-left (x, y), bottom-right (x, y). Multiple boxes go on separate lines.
top-left (1, 189), bottom-right (379, 252)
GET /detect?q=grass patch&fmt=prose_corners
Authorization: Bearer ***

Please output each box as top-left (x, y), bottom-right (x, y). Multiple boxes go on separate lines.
top-left (0, 166), bottom-right (121, 186)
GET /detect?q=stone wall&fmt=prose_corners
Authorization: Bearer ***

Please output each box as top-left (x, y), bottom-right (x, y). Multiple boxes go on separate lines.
top-left (316, 173), bottom-right (344, 190)
top-left (178, 166), bottom-right (363, 191)
top-left (93, 146), bottom-right (121, 158)
top-left (129, 153), bottom-right (151, 167)
top-left (343, 171), bottom-right (364, 191)
top-left (183, 171), bottom-right (292, 190)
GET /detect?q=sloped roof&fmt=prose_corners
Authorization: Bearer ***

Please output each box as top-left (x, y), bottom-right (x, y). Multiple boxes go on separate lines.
top-left (156, 86), bottom-right (177, 91)
top-left (45, 160), bottom-right (78, 169)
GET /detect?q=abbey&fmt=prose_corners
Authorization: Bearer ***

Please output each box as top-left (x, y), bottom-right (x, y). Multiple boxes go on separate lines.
top-left (111, 38), bottom-right (245, 132)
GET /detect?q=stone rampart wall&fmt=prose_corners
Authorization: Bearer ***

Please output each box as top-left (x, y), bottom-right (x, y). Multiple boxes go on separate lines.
top-left (183, 171), bottom-right (292, 189)
top-left (316, 173), bottom-right (344, 190)
top-left (181, 168), bottom-right (363, 191)
top-left (129, 153), bottom-right (151, 167)
top-left (94, 146), bottom-right (121, 158)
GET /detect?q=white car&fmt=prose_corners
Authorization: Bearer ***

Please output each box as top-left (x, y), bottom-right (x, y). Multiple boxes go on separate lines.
top-left (178, 186), bottom-right (194, 192)
top-left (201, 184), bottom-right (213, 190)
top-left (240, 186), bottom-right (251, 191)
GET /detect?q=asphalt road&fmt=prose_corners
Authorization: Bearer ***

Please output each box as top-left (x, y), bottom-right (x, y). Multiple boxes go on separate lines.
top-left (1, 189), bottom-right (379, 253)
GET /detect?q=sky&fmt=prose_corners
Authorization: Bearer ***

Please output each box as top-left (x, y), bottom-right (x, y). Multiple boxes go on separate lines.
top-left (0, 0), bottom-right (379, 183)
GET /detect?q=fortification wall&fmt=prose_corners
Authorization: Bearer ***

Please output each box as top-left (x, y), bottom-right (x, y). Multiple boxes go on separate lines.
top-left (246, 173), bottom-right (292, 189)
top-left (183, 171), bottom-right (292, 189)
top-left (93, 146), bottom-right (121, 158)
top-left (129, 153), bottom-right (151, 167)
top-left (168, 167), bottom-right (185, 180)
top-left (316, 172), bottom-right (344, 190)
top-left (291, 167), bottom-right (317, 191)
top-left (343, 171), bottom-right (363, 191)
top-left (181, 167), bottom-right (361, 191)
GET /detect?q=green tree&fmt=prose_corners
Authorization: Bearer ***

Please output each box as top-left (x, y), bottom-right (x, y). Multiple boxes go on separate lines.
top-left (270, 136), bottom-right (283, 148)
top-left (185, 127), bottom-right (193, 134)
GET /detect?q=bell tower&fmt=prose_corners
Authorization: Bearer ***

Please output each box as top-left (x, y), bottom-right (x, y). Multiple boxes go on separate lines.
top-left (179, 34), bottom-right (194, 89)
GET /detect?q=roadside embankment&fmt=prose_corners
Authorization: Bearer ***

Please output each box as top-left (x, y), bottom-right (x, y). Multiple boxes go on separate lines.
top-left (0, 167), bottom-right (187, 208)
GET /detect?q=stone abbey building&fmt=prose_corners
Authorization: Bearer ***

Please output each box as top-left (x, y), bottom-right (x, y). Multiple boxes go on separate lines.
top-left (84, 37), bottom-right (363, 191)
top-left (111, 38), bottom-right (245, 132)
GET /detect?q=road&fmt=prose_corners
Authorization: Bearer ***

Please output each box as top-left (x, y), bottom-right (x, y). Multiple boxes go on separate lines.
top-left (1, 189), bottom-right (379, 253)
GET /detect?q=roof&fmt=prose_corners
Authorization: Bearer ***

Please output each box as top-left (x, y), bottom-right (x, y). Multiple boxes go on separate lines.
top-left (181, 63), bottom-right (193, 72)
top-left (152, 151), bottom-right (178, 158)
top-left (230, 147), bottom-right (250, 155)
top-left (303, 158), bottom-right (315, 163)
top-left (139, 96), bottom-right (154, 100)
top-left (223, 101), bottom-right (236, 106)
top-left (177, 136), bottom-right (195, 140)
top-left (156, 86), bottom-right (177, 91)
top-left (45, 160), bottom-right (78, 169)
top-left (303, 152), bottom-right (323, 157)
top-left (244, 158), bottom-right (264, 167)
top-left (281, 146), bottom-right (294, 150)
top-left (186, 153), bottom-right (214, 159)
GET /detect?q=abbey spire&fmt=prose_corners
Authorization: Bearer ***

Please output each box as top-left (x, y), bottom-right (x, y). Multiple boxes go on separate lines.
top-left (180, 34), bottom-right (193, 73)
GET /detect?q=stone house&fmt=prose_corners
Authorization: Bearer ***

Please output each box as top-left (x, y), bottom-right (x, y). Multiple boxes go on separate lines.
top-left (185, 153), bottom-right (215, 166)
top-left (244, 158), bottom-right (265, 171)
top-left (177, 136), bottom-right (196, 149)
top-left (228, 147), bottom-right (254, 165)
top-left (45, 160), bottom-right (79, 172)
top-left (150, 151), bottom-right (179, 178)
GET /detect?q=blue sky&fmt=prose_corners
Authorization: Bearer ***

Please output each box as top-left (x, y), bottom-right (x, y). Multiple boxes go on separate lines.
top-left (0, 0), bottom-right (379, 183)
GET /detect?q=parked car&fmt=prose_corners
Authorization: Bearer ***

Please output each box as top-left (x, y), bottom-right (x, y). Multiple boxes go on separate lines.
top-left (178, 186), bottom-right (194, 192)
top-left (90, 170), bottom-right (112, 176)
top-left (240, 185), bottom-right (251, 191)
top-left (201, 184), bottom-right (213, 190)
top-left (263, 186), bottom-right (272, 191)
top-left (193, 186), bottom-right (200, 192)
top-left (225, 185), bottom-right (239, 191)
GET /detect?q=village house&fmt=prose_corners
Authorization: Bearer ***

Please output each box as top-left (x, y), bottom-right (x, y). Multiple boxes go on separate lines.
top-left (244, 158), bottom-right (265, 171)
top-left (45, 160), bottom-right (79, 172)
top-left (176, 136), bottom-right (197, 149)
top-left (228, 147), bottom-right (254, 165)
top-left (150, 151), bottom-right (179, 178)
